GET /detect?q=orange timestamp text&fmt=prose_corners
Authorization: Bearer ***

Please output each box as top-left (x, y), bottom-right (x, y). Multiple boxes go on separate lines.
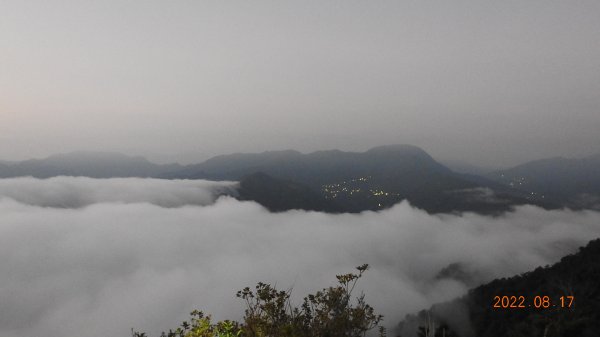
top-left (492, 295), bottom-right (574, 309)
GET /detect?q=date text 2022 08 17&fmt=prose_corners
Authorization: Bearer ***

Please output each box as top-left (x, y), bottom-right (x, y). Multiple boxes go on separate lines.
top-left (492, 295), bottom-right (574, 309)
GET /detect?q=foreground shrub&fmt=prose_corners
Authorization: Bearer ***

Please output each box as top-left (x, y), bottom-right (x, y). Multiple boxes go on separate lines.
top-left (134, 264), bottom-right (385, 337)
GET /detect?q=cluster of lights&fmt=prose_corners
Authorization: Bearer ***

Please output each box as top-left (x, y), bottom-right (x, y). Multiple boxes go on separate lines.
top-left (322, 176), bottom-right (398, 200)
top-left (322, 176), bottom-right (371, 199)
top-left (370, 190), bottom-right (395, 196)
top-left (502, 175), bottom-right (545, 199)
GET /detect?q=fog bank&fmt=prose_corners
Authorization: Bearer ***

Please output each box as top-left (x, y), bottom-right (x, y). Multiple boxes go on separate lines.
top-left (0, 177), bottom-right (599, 337)
top-left (0, 176), bottom-right (237, 208)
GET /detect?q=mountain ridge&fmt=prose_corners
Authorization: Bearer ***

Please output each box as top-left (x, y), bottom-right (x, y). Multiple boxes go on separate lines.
top-left (0, 151), bottom-right (183, 179)
top-left (0, 146), bottom-right (597, 214)
top-left (487, 153), bottom-right (600, 210)
top-left (160, 144), bottom-right (539, 213)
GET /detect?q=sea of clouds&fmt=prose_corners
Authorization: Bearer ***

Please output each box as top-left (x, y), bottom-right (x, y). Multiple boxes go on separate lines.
top-left (1, 177), bottom-right (599, 337)
top-left (0, 176), bottom-right (238, 208)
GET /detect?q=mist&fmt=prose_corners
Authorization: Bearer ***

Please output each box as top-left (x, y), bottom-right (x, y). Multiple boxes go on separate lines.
top-left (0, 176), bottom-right (237, 208)
top-left (1, 177), bottom-right (599, 337)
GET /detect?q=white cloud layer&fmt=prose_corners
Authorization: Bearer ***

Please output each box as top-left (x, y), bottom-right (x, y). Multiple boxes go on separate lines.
top-left (0, 177), bottom-right (599, 337)
top-left (0, 176), bottom-right (238, 208)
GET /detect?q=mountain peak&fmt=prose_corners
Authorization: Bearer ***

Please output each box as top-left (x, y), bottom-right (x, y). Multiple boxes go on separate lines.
top-left (366, 144), bottom-right (430, 156)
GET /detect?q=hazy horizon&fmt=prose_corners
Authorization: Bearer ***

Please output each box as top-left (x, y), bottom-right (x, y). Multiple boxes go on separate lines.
top-left (2, 1), bottom-right (600, 167)
top-left (0, 144), bottom-right (598, 173)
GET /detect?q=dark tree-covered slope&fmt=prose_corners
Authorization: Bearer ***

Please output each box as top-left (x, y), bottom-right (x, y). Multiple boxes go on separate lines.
top-left (398, 238), bottom-right (600, 337)
top-left (236, 172), bottom-right (344, 213)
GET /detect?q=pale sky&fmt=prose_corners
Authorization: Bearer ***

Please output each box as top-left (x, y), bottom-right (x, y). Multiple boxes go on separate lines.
top-left (1, 1), bottom-right (599, 167)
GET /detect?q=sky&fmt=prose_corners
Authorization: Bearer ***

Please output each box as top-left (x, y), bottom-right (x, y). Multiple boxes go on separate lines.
top-left (2, 177), bottom-right (600, 337)
top-left (1, 1), bottom-right (599, 167)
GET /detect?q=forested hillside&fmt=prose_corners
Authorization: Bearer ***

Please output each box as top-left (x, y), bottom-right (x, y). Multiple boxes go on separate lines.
top-left (397, 238), bottom-right (600, 337)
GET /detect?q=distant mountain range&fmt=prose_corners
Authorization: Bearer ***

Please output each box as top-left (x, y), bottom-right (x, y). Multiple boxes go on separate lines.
top-left (397, 238), bottom-right (600, 337)
top-left (0, 145), bottom-right (598, 214)
top-left (486, 155), bottom-right (600, 210)
top-left (163, 144), bottom-right (542, 214)
top-left (0, 151), bottom-right (183, 179)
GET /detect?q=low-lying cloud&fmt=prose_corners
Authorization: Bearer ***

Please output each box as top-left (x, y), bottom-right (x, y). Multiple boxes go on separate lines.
top-left (0, 176), bottom-right (237, 208)
top-left (1, 177), bottom-right (599, 337)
